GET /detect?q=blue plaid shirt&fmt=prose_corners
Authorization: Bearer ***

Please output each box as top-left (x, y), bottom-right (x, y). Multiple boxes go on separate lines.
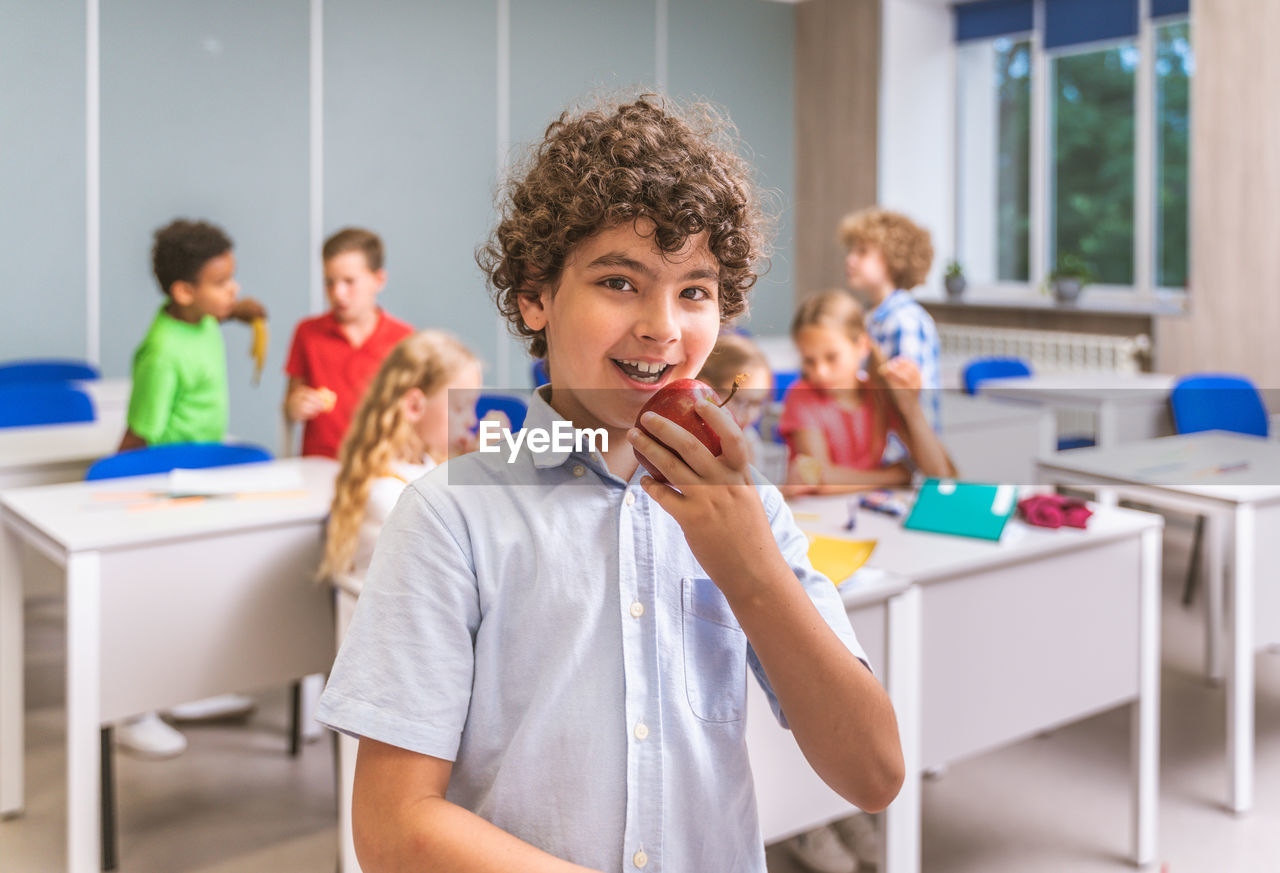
top-left (868, 290), bottom-right (941, 463)
top-left (316, 386), bottom-right (866, 873)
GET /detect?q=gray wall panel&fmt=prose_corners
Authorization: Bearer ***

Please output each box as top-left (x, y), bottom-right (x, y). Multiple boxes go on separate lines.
top-left (0, 0), bottom-right (87, 360)
top-left (99, 0), bottom-right (311, 449)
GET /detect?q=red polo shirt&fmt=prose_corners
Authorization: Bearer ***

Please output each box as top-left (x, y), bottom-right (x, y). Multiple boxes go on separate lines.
top-left (285, 309), bottom-right (414, 458)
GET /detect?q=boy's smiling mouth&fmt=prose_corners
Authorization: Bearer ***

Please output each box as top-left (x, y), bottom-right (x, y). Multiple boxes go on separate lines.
top-left (612, 358), bottom-right (672, 385)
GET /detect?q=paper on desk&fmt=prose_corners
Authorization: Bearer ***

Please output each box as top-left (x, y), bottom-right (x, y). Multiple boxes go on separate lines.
top-left (167, 465), bottom-right (304, 496)
top-left (805, 534), bottom-right (877, 586)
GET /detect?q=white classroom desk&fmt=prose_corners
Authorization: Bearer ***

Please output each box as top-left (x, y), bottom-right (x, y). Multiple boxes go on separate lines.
top-left (0, 419), bottom-right (123, 492)
top-left (765, 493), bottom-right (1163, 870)
top-left (746, 568), bottom-right (920, 871)
top-left (978, 372), bottom-right (1175, 448)
top-left (940, 393), bottom-right (1055, 484)
top-left (1037, 431), bottom-right (1280, 814)
top-left (0, 457), bottom-right (339, 873)
top-left (77, 379), bottom-right (129, 428)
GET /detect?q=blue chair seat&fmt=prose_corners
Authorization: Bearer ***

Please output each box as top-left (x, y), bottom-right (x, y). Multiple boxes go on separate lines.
top-left (963, 356), bottom-right (1032, 396)
top-left (0, 358), bottom-right (100, 386)
top-left (86, 442), bottom-right (272, 480)
top-left (0, 384), bottom-right (95, 428)
top-left (475, 394), bottom-right (529, 433)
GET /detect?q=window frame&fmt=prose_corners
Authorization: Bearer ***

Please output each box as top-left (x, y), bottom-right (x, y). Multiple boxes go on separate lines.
top-left (953, 0), bottom-right (1190, 310)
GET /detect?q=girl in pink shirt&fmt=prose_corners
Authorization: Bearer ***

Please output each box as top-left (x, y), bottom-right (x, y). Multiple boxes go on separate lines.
top-left (779, 290), bottom-right (954, 496)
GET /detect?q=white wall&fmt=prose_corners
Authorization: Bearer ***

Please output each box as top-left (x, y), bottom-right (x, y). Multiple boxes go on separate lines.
top-left (877, 0), bottom-right (956, 294)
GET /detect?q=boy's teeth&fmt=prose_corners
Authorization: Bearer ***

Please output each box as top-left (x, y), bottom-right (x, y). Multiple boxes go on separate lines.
top-left (616, 359), bottom-right (668, 382)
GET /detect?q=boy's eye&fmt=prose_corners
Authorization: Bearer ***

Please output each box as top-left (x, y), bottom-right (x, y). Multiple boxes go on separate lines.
top-left (680, 286), bottom-right (713, 301)
top-left (602, 277), bottom-right (634, 292)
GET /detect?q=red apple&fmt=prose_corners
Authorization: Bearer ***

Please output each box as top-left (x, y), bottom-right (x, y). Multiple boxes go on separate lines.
top-left (634, 376), bottom-right (741, 483)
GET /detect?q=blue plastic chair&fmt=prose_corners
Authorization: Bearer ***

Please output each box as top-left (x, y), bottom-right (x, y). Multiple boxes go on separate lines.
top-left (1169, 374), bottom-right (1269, 606)
top-left (773, 369), bottom-right (800, 403)
top-left (475, 394), bottom-right (528, 432)
top-left (531, 359), bottom-right (550, 388)
top-left (85, 442), bottom-right (272, 481)
top-left (0, 358), bottom-right (100, 385)
top-left (963, 356), bottom-right (1095, 451)
top-left (962, 356), bottom-right (1032, 396)
top-left (1169, 373), bottom-right (1269, 438)
top-left (0, 384), bottom-right (95, 428)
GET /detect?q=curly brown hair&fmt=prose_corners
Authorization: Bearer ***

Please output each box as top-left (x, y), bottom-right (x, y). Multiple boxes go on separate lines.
top-left (152, 219), bottom-right (233, 297)
top-left (838, 207), bottom-right (934, 291)
top-left (478, 95), bottom-right (769, 360)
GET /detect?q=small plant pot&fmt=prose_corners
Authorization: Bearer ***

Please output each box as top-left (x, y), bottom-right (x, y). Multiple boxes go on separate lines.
top-left (1053, 278), bottom-right (1083, 305)
top-left (944, 276), bottom-right (967, 298)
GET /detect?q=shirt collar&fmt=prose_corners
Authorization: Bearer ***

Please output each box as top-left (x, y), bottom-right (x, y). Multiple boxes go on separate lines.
top-left (523, 385), bottom-right (620, 481)
top-left (870, 289), bottom-right (911, 322)
top-left (525, 385), bottom-right (574, 470)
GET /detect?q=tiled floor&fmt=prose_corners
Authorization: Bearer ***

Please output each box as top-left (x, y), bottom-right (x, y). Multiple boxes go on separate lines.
top-left (4, 517), bottom-right (1280, 872)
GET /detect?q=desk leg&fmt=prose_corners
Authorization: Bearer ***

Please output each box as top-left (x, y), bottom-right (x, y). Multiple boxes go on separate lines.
top-left (1205, 512), bottom-right (1226, 684)
top-left (1132, 527), bottom-right (1161, 865)
top-left (883, 586), bottom-right (921, 873)
top-left (1097, 402), bottom-right (1121, 449)
top-left (1228, 504), bottom-right (1255, 814)
top-left (65, 552), bottom-right (102, 873)
top-left (1, 523), bottom-right (24, 818)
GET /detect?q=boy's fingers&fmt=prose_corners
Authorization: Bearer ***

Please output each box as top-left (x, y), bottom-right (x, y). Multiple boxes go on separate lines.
top-left (627, 427), bottom-right (696, 487)
top-left (639, 475), bottom-right (685, 514)
top-left (636, 413), bottom-right (718, 479)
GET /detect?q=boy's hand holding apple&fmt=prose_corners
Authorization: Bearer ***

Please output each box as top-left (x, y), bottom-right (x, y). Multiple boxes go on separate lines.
top-left (627, 378), bottom-right (790, 599)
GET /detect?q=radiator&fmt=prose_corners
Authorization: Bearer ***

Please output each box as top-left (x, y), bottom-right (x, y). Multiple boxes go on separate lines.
top-left (938, 324), bottom-right (1153, 438)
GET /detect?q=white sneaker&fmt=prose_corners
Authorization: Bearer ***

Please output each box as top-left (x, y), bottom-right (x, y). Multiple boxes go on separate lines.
top-left (165, 693), bottom-right (256, 723)
top-left (115, 712), bottom-right (187, 760)
top-left (833, 813), bottom-right (881, 868)
top-left (784, 825), bottom-right (860, 873)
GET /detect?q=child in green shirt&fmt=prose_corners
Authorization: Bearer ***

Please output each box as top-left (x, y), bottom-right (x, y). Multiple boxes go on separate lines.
top-left (114, 218), bottom-right (268, 758)
top-left (120, 219), bottom-right (266, 450)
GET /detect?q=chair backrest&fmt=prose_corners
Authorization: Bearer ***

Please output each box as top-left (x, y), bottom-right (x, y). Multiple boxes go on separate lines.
top-left (0, 384), bottom-right (96, 428)
top-left (963, 357), bottom-right (1033, 395)
top-left (475, 394), bottom-right (528, 432)
top-left (772, 369), bottom-right (800, 403)
top-left (531, 359), bottom-right (550, 388)
top-left (1170, 373), bottom-right (1269, 437)
top-left (85, 442), bottom-right (273, 481)
top-left (0, 358), bottom-right (101, 386)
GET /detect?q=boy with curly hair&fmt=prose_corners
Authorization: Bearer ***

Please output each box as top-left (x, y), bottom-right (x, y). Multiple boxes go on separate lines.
top-left (316, 96), bottom-right (903, 872)
top-left (839, 207), bottom-right (942, 435)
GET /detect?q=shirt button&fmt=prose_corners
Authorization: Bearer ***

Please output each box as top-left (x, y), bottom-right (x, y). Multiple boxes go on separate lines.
top-left (624, 491), bottom-right (637, 506)
top-left (629, 601), bottom-right (645, 618)
top-left (572, 464), bottom-right (585, 477)
top-left (633, 850), bottom-right (648, 868)
top-left (634, 722), bottom-right (649, 741)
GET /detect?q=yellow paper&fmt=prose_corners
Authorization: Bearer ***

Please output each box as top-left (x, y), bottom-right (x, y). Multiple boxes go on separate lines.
top-left (806, 535), bottom-right (877, 586)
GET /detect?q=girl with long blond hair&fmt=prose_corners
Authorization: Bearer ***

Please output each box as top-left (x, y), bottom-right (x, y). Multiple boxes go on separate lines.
top-left (320, 329), bottom-right (481, 580)
top-left (778, 289), bottom-right (954, 497)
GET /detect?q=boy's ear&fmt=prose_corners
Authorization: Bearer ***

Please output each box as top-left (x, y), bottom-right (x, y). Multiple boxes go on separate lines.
top-left (372, 268), bottom-right (387, 292)
top-left (170, 281), bottom-right (196, 307)
top-left (515, 285), bottom-right (548, 331)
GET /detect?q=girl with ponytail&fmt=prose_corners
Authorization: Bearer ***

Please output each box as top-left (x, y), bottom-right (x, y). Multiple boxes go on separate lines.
top-left (778, 289), bottom-right (955, 496)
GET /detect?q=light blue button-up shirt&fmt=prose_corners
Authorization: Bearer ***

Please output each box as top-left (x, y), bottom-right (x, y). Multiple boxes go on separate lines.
top-left (316, 386), bottom-right (867, 873)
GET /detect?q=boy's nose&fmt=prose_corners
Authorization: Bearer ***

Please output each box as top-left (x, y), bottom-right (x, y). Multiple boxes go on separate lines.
top-left (635, 298), bottom-right (679, 344)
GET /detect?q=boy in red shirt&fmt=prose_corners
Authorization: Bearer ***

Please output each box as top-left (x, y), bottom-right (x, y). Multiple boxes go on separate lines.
top-left (283, 228), bottom-right (414, 457)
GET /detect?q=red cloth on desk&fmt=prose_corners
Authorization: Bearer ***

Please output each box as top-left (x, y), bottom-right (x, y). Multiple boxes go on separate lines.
top-left (1018, 494), bottom-right (1092, 529)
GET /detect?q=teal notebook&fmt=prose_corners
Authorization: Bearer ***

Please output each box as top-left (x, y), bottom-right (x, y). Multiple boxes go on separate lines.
top-left (902, 479), bottom-right (1017, 541)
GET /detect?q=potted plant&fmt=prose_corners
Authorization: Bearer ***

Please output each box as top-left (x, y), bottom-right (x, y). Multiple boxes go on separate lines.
top-left (944, 260), bottom-right (967, 298)
top-left (1049, 254), bottom-right (1092, 305)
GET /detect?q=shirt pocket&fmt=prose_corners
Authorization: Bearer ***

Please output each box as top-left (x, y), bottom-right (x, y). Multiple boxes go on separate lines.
top-left (680, 576), bottom-right (747, 723)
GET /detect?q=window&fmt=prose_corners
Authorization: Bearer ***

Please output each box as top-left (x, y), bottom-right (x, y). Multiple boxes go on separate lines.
top-left (957, 38), bottom-right (1032, 284)
top-left (1051, 44), bottom-right (1137, 285)
top-left (1155, 20), bottom-right (1191, 288)
top-left (952, 0), bottom-right (1191, 300)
